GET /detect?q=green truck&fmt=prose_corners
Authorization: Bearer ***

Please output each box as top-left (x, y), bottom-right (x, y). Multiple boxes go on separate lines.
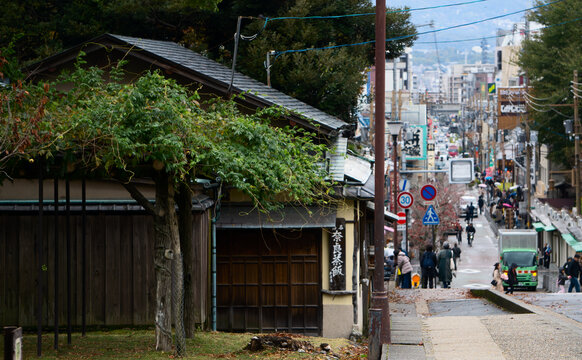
top-left (498, 229), bottom-right (538, 291)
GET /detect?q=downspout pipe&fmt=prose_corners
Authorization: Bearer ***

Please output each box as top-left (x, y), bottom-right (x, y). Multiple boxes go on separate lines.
top-left (211, 216), bottom-right (217, 331)
top-left (205, 179), bottom-right (222, 331)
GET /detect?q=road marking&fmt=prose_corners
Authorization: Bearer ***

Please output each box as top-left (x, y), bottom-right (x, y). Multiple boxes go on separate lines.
top-left (457, 269), bottom-right (481, 274)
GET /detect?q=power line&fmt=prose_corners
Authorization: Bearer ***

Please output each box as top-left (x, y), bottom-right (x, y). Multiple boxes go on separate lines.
top-left (414, 14), bottom-right (582, 45)
top-left (385, 0), bottom-right (566, 43)
top-left (273, 0), bottom-right (564, 59)
top-left (261, 0), bottom-right (487, 29)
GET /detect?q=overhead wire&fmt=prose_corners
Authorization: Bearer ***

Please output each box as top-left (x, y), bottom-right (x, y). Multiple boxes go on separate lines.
top-left (261, 0), bottom-right (487, 29)
top-left (273, 0), bottom-right (564, 59)
top-left (414, 15), bottom-right (582, 45)
top-left (385, 0), bottom-right (566, 43)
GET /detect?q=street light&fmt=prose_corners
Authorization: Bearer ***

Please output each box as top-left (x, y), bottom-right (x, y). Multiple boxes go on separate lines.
top-left (387, 121), bottom-right (403, 250)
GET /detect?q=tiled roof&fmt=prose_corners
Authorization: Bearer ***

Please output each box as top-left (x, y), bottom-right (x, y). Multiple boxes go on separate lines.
top-left (109, 34), bottom-right (347, 132)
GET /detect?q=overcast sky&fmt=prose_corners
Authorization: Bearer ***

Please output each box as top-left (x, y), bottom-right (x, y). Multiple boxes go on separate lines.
top-left (376, 0), bottom-right (534, 50)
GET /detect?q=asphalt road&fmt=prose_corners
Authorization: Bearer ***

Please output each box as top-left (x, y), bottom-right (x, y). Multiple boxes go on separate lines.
top-left (448, 210), bottom-right (500, 291)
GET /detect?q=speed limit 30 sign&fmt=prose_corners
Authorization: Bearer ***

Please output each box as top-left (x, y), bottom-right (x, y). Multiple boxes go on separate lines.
top-left (397, 191), bottom-right (414, 209)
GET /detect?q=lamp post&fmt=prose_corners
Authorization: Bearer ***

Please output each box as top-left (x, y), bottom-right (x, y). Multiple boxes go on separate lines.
top-left (387, 121), bottom-right (403, 250)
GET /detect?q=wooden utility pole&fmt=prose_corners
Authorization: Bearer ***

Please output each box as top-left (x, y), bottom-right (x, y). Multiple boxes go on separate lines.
top-left (575, 70), bottom-right (580, 215)
top-left (370, 0), bottom-right (389, 358)
top-left (525, 19), bottom-right (532, 225)
top-left (370, 83), bottom-right (375, 148)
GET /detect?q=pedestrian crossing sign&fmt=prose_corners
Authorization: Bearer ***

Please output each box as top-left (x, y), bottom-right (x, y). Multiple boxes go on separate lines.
top-left (422, 205), bottom-right (440, 225)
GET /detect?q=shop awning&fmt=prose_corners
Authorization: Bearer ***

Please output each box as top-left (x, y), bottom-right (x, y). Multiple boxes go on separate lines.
top-left (532, 222), bottom-right (545, 232)
top-left (544, 224), bottom-right (556, 232)
top-left (561, 233), bottom-right (582, 252)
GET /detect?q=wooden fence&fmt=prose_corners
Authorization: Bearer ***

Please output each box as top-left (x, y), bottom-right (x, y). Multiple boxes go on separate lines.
top-left (0, 211), bottom-right (209, 328)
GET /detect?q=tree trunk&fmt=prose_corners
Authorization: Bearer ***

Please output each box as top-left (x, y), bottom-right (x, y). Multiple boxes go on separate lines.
top-left (177, 182), bottom-right (196, 338)
top-left (152, 172), bottom-right (185, 354)
top-left (122, 173), bottom-right (186, 354)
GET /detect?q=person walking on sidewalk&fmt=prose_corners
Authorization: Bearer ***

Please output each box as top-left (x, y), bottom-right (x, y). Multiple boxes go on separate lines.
top-left (465, 202), bottom-right (475, 223)
top-left (568, 254), bottom-right (581, 292)
top-left (452, 243), bottom-right (461, 270)
top-left (395, 249), bottom-right (413, 289)
top-left (420, 244), bottom-right (438, 289)
top-left (543, 243), bottom-right (552, 269)
top-left (505, 263), bottom-right (518, 294)
top-left (455, 221), bottom-right (463, 244)
top-left (478, 194), bottom-right (485, 215)
top-left (491, 262), bottom-right (504, 292)
top-left (557, 267), bottom-right (568, 293)
top-left (437, 242), bottom-right (454, 288)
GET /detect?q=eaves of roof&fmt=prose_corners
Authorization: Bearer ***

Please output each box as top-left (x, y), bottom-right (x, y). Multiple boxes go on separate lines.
top-left (25, 34), bottom-right (348, 135)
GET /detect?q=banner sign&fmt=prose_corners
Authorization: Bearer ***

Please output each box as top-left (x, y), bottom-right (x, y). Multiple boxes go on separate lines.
top-left (497, 87), bottom-right (526, 130)
top-left (403, 125), bottom-right (427, 160)
top-left (329, 218), bottom-right (346, 290)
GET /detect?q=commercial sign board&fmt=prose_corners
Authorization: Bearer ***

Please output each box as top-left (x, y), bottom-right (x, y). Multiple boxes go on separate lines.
top-left (402, 125), bottom-right (427, 160)
top-left (497, 87), bottom-right (526, 130)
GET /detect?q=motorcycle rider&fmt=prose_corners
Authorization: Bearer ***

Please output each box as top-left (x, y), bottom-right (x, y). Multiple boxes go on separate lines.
top-left (466, 222), bottom-right (476, 245)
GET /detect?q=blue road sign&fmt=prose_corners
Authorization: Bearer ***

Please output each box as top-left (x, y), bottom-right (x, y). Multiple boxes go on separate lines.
top-left (420, 184), bottom-right (437, 201)
top-left (422, 205), bottom-right (440, 225)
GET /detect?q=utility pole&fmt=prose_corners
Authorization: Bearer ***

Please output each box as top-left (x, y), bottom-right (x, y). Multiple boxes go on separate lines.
top-left (575, 70), bottom-right (580, 215)
top-left (525, 19), bottom-right (532, 226)
top-left (370, 0), bottom-right (388, 358)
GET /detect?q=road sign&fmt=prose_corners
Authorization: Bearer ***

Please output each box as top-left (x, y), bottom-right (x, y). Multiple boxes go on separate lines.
top-left (422, 205), bottom-right (440, 225)
top-left (399, 179), bottom-right (410, 192)
top-left (397, 211), bottom-right (406, 225)
top-left (420, 184), bottom-right (437, 201)
top-left (397, 224), bottom-right (406, 231)
top-left (397, 191), bottom-right (414, 209)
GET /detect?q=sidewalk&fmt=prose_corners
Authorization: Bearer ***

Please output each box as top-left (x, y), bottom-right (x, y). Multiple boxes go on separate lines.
top-left (383, 286), bottom-right (582, 360)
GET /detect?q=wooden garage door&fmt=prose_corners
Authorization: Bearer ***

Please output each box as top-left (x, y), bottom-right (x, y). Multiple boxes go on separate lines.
top-left (217, 229), bottom-right (321, 335)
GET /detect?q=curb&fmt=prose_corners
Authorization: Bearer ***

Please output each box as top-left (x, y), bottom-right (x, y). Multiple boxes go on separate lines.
top-left (470, 288), bottom-right (535, 314)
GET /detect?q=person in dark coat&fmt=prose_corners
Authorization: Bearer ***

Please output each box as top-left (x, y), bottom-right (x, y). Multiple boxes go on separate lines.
top-left (478, 194), bottom-right (485, 215)
top-left (568, 254), bottom-right (581, 293)
top-left (505, 263), bottom-right (518, 294)
top-left (543, 243), bottom-right (552, 269)
top-left (452, 243), bottom-right (462, 270)
top-left (437, 242), bottom-right (454, 288)
top-left (465, 202), bottom-right (475, 223)
top-left (420, 244), bottom-right (438, 289)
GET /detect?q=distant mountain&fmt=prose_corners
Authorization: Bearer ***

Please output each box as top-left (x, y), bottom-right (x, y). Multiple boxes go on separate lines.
top-left (385, 0), bottom-right (533, 63)
top-left (412, 47), bottom-right (493, 68)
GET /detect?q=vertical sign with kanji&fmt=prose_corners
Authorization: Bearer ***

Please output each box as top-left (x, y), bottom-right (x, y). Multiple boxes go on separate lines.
top-left (329, 218), bottom-right (346, 290)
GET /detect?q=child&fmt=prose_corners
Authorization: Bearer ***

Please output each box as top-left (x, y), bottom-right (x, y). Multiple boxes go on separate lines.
top-left (557, 267), bottom-right (568, 293)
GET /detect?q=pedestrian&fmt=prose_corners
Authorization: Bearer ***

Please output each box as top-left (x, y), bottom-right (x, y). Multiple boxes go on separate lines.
top-left (491, 262), bottom-right (504, 292)
top-left (420, 244), bottom-right (438, 289)
top-left (465, 202), bottom-right (475, 223)
top-left (557, 267), bottom-right (568, 293)
top-left (395, 249), bottom-right (413, 289)
top-left (452, 242), bottom-right (461, 270)
top-left (384, 255), bottom-right (394, 282)
top-left (563, 257), bottom-right (572, 275)
top-left (465, 222), bottom-right (476, 245)
top-left (505, 263), bottom-right (518, 294)
top-left (569, 254), bottom-right (582, 293)
top-left (455, 221), bottom-right (463, 244)
top-left (437, 241), bottom-right (454, 288)
top-left (478, 194), bottom-right (485, 215)
top-left (543, 243), bottom-right (552, 269)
